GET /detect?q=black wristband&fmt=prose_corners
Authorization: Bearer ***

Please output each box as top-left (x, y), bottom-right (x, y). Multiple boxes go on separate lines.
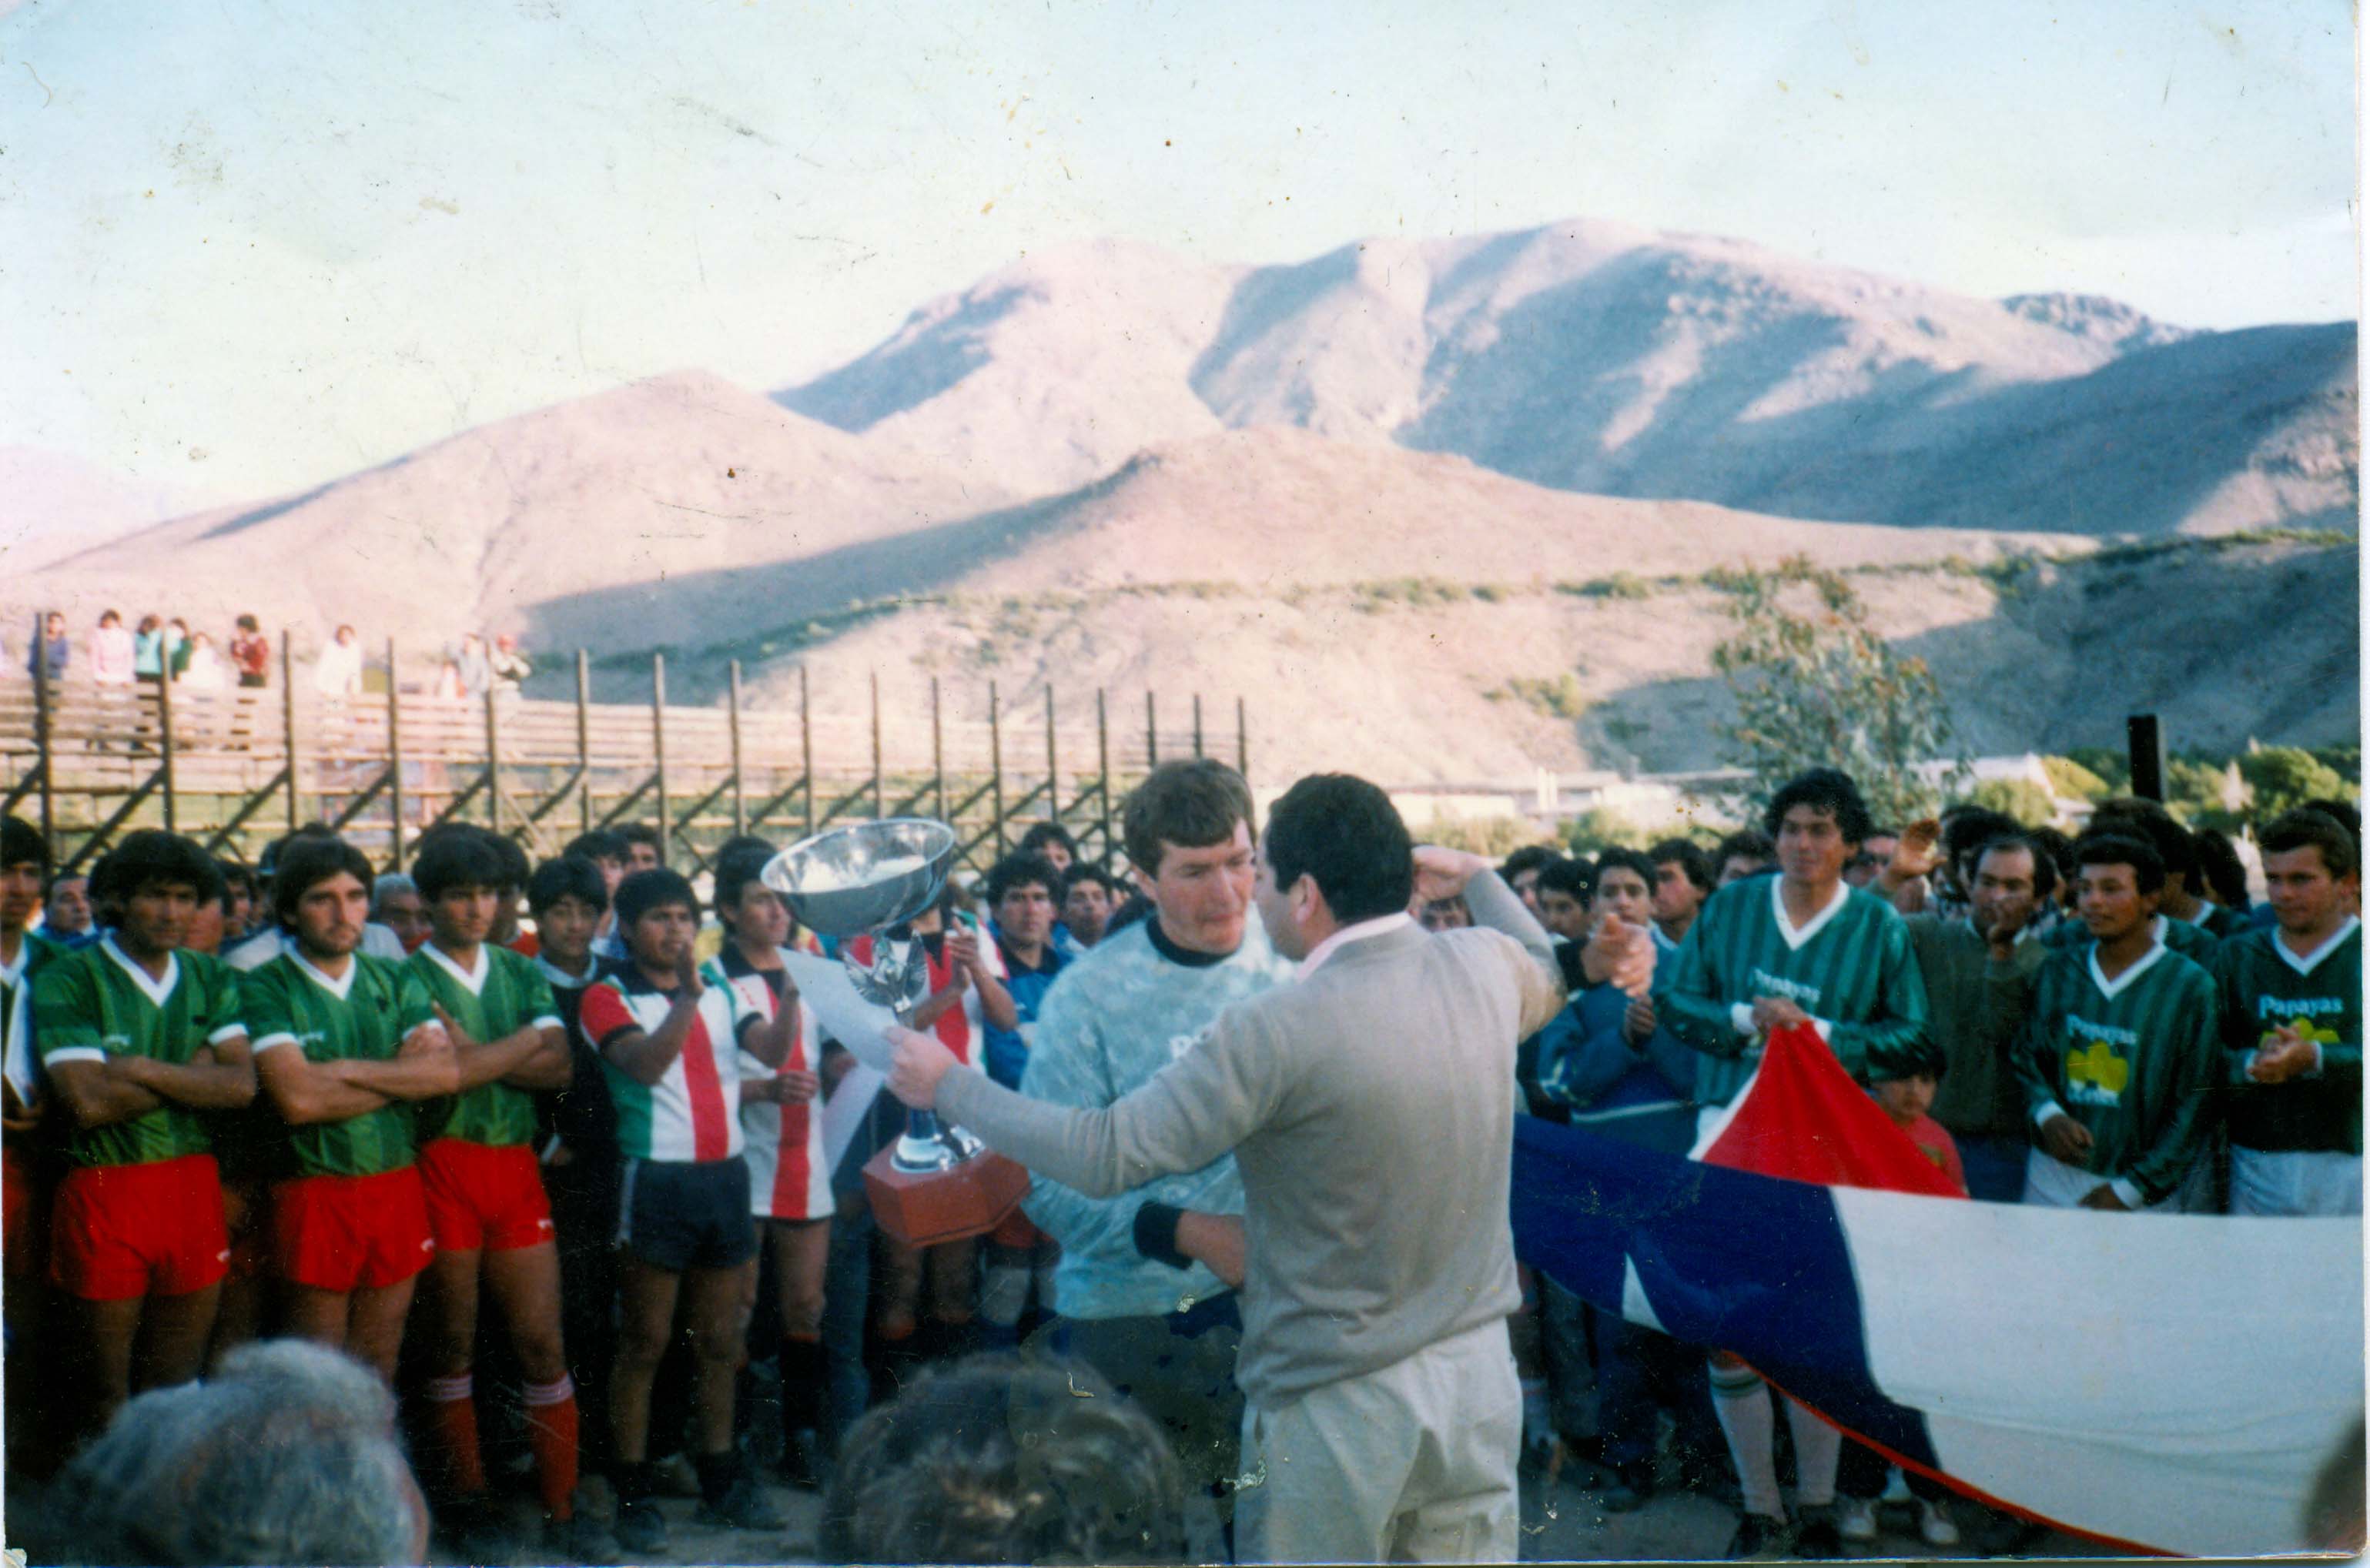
top-left (1132, 1201), bottom-right (1193, 1270)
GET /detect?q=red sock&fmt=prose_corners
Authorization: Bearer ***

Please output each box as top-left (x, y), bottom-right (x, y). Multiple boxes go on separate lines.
top-left (524, 1376), bottom-right (580, 1520)
top-left (427, 1372), bottom-right (487, 1498)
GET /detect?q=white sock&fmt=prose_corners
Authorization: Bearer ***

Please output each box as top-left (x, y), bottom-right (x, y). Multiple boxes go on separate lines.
top-left (979, 1263), bottom-right (1030, 1329)
top-left (1709, 1364), bottom-right (1784, 1520)
top-left (1786, 1396), bottom-right (1842, 1508)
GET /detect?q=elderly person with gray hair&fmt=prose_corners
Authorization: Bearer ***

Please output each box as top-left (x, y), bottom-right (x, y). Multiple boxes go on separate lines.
top-left (30, 1339), bottom-right (430, 1566)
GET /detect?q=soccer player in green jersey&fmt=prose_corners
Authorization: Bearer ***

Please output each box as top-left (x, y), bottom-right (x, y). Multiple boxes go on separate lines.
top-left (403, 831), bottom-right (593, 1557)
top-left (32, 831), bottom-right (256, 1436)
top-left (1, 814), bottom-right (62, 1461)
top-left (2218, 808), bottom-right (2361, 1216)
top-left (247, 837), bottom-right (459, 1382)
top-left (2017, 833), bottom-right (2221, 1212)
top-left (1659, 768), bottom-right (1929, 1560)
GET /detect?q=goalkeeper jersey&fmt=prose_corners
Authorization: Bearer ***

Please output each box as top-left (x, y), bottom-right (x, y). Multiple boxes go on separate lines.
top-left (1658, 874), bottom-right (1930, 1106)
top-left (31, 937), bottom-right (245, 1168)
top-left (408, 941), bottom-right (561, 1148)
top-left (246, 951), bottom-right (440, 1179)
top-left (2216, 918), bottom-right (2361, 1157)
top-left (2015, 939), bottom-right (2221, 1208)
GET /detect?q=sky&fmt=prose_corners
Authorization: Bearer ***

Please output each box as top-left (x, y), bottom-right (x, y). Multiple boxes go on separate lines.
top-left (0, 0), bottom-right (2356, 520)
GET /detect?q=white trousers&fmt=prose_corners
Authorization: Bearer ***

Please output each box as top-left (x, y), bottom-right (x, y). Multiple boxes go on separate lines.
top-left (2229, 1147), bottom-right (2363, 1215)
top-left (1234, 1315), bottom-right (1521, 1564)
top-left (2021, 1148), bottom-right (2204, 1212)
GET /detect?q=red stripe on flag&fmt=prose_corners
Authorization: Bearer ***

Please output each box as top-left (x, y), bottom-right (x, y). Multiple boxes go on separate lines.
top-left (1698, 1023), bottom-right (1964, 1198)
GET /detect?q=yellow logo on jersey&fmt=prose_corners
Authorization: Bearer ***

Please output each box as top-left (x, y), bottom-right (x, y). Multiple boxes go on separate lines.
top-left (2257, 1018), bottom-right (2342, 1050)
top-left (2067, 1039), bottom-right (2128, 1098)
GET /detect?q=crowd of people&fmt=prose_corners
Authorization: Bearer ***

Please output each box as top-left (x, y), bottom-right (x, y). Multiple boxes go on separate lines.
top-left (0, 754), bottom-right (2356, 1564)
top-left (12, 612), bottom-right (534, 702)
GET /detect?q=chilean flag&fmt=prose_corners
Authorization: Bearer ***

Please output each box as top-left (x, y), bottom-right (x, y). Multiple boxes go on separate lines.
top-left (1511, 1024), bottom-right (2365, 1557)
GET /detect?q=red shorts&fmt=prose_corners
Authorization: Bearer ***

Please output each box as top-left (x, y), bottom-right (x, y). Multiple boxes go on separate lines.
top-left (49, 1154), bottom-right (229, 1302)
top-left (273, 1165), bottom-right (434, 1292)
top-left (417, 1138), bottom-right (554, 1254)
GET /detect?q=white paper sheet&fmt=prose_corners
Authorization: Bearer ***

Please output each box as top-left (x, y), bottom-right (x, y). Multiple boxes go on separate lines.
top-left (781, 951), bottom-right (899, 1072)
top-left (822, 1062), bottom-right (886, 1176)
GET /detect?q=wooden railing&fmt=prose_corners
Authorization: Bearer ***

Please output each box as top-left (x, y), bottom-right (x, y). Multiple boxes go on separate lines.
top-left (1, 639), bottom-right (1251, 877)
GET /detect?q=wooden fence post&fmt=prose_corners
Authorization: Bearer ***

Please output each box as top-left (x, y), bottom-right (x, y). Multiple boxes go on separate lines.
top-left (1044, 686), bottom-right (1059, 834)
top-left (1192, 694), bottom-right (1203, 759)
top-left (1145, 692), bottom-right (1157, 768)
top-left (1237, 697), bottom-right (1249, 781)
top-left (32, 624), bottom-right (54, 860)
top-left (728, 660), bottom-right (747, 838)
top-left (1096, 688), bottom-right (1113, 865)
top-left (484, 685), bottom-right (503, 834)
top-left (869, 672), bottom-right (883, 821)
top-left (930, 677), bottom-right (946, 824)
top-left (651, 654), bottom-right (669, 861)
top-left (574, 650), bottom-right (591, 837)
top-left (387, 639), bottom-right (406, 869)
top-left (280, 633), bottom-right (299, 833)
top-left (156, 668), bottom-right (177, 833)
top-left (989, 680), bottom-right (1005, 855)
top-left (799, 667), bottom-right (815, 837)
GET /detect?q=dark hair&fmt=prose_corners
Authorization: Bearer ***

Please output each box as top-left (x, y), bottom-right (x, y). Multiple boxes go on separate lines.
top-left (2260, 808), bottom-right (2361, 882)
top-left (1971, 831), bottom-right (2059, 903)
top-left (270, 836), bottom-right (375, 924)
top-left (2301, 797), bottom-right (2362, 856)
top-left (561, 828), bottom-right (627, 864)
top-left (614, 867), bottom-right (698, 930)
top-left (215, 858), bottom-right (258, 902)
top-left (818, 1355), bottom-right (1187, 1566)
top-left (1762, 768), bottom-right (1873, 847)
top-left (613, 823), bottom-right (663, 858)
top-left (1870, 1033), bottom-right (1948, 1084)
top-left (2073, 831), bottom-right (2166, 895)
top-left (1104, 891), bottom-right (1153, 937)
top-left (410, 831), bottom-right (510, 903)
top-left (1535, 857), bottom-right (1592, 904)
top-left (2190, 827), bottom-right (2252, 908)
top-left (1121, 759), bottom-right (1254, 875)
top-left (2, 815), bottom-right (47, 875)
top-left (527, 855), bottom-right (608, 917)
top-left (1017, 822), bottom-right (1079, 859)
top-left (45, 869), bottom-right (87, 898)
top-left (484, 831), bottom-right (529, 894)
top-left (1260, 774), bottom-right (1413, 924)
top-left (1940, 806), bottom-right (2020, 878)
top-left (1061, 864), bottom-right (1120, 901)
top-left (986, 851), bottom-right (1063, 908)
top-left (1501, 844), bottom-right (1561, 881)
top-left (235, 613), bottom-right (259, 632)
top-left (1714, 827), bottom-right (1776, 868)
top-left (1647, 837), bottom-right (1716, 894)
top-left (2088, 797), bottom-right (2195, 881)
top-left (1592, 847), bottom-right (1659, 894)
top-left (2027, 824), bottom-right (2077, 885)
top-left (713, 844), bottom-right (779, 917)
top-left (92, 831), bottom-right (224, 909)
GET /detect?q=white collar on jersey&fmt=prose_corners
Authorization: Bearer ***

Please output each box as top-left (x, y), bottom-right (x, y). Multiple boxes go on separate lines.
top-left (2087, 937), bottom-right (2169, 1002)
top-left (101, 932), bottom-right (180, 1008)
top-left (1770, 875), bottom-right (1849, 952)
top-left (536, 952), bottom-right (598, 990)
top-left (290, 949), bottom-right (359, 1003)
top-left (2275, 914), bottom-right (2361, 978)
top-left (1297, 911), bottom-right (1414, 980)
top-left (419, 940), bottom-right (490, 997)
top-left (0, 935), bottom-right (28, 988)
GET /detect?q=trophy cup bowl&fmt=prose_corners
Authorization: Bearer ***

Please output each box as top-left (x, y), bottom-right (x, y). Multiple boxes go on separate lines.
top-left (762, 819), bottom-right (1029, 1245)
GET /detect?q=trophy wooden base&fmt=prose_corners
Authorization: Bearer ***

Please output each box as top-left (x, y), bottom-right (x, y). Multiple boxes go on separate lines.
top-left (862, 1147), bottom-right (1032, 1248)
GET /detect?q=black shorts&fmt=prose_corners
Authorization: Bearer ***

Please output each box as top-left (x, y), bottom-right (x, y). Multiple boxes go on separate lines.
top-left (618, 1155), bottom-right (755, 1272)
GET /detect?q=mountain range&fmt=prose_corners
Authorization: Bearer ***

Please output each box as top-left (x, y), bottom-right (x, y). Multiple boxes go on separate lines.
top-left (7, 218), bottom-right (2356, 785)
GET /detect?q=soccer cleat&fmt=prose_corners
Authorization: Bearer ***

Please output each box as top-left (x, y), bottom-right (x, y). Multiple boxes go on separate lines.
top-left (1599, 1462), bottom-right (1655, 1514)
top-left (1725, 1513), bottom-right (1791, 1561)
top-left (1790, 1504), bottom-right (1845, 1559)
top-left (543, 1509), bottom-right (622, 1566)
top-left (1918, 1499), bottom-right (1962, 1548)
top-left (611, 1496), bottom-right (668, 1556)
top-left (1835, 1496), bottom-right (1880, 1542)
top-left (695, 1473), bottom-right (786, 1533)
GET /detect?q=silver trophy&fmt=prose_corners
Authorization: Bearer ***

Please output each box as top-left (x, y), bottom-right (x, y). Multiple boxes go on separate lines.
top-left (761, 817), bottom-right (984, 1174)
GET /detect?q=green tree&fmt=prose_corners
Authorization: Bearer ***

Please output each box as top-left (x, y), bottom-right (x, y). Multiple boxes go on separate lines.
top-left (1564, 808), bottom-right (1655, 855)
top-left (1422, 816), bottom-right (1555, 858)
top-left (1709, 557), bottom-right (1970, 828)
top-left (2040, 754), bottom-right (2111, 802)
top-left (2163, 757), bottom-right (2248, 831)
top-left (1967, 777), bottom-right (2058, 827)
top-left (2238, 746), bottom-right (2346, 819)
top-left (2063, 746), bottom-right (2131, 793)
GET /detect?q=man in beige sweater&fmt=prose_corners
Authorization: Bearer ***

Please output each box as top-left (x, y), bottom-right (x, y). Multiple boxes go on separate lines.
top-left (888, 774), bottom-right (1639, 1562)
